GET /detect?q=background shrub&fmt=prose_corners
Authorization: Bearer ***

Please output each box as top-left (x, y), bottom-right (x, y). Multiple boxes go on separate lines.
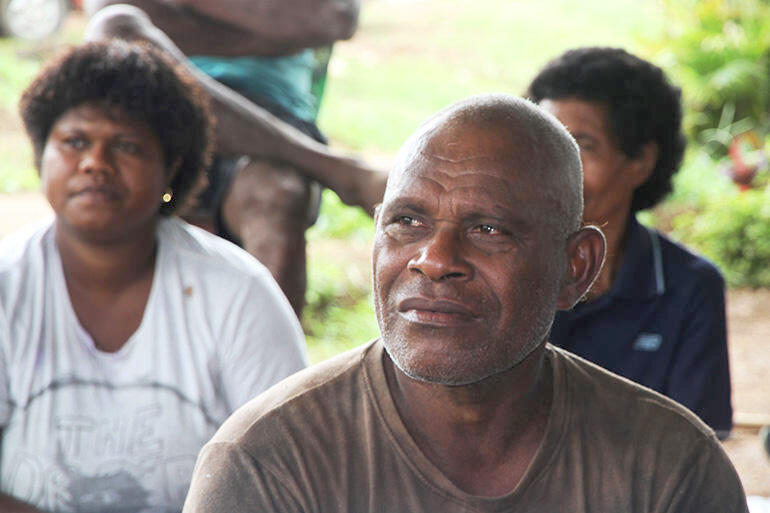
top-left (646, 0), bottom-right (770, 158)
top-left (670, 184), bottom-right (770, 287)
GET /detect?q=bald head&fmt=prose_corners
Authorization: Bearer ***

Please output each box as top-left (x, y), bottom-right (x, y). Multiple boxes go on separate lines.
top-left (373, 94), bottom-right (606, 386)
top-left (388, 94), bottom-right (584, 234)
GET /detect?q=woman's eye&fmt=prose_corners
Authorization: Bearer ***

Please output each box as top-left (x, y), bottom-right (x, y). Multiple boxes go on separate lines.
top-left (64, 136), bottom-right (86, 149)
top-left (397, 216), bottom-right (419, 226)
top-left (115, 140), bottom-right (141, 154)
top-left (575, 136), bottom-right (596, 152)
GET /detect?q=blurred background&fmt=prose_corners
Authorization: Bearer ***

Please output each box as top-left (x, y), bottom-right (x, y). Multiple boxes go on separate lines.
top-left (0, 0), bottom-right (768, 498)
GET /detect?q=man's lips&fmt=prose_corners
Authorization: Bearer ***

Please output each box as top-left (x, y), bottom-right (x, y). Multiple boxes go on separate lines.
top-left (398, 297), bottom-right (479, 325)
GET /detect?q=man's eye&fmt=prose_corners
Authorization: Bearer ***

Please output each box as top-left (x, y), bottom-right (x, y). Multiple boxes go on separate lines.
top-left (480, 224), bottom-right (497, 234)
top-left (384, 214), bottom-right (426, 239)
top-left (473, 224), bottom-right (500, 235)
top-left (397, 216), bottom-right (419, 226)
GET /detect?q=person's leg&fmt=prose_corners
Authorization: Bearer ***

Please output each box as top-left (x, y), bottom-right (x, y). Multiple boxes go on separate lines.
top-left (220, 158), bottom-right (311, 316)
top-left (84, 3), bottom-right (387, 215)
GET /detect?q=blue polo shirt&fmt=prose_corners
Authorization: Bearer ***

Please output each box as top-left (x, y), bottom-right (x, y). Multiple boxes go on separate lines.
top-left (550, 216), bottom-right (733, 436)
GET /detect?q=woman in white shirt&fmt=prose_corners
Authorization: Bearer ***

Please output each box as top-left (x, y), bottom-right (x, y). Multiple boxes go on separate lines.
top-left (0, 40), bottom-right (307, 513)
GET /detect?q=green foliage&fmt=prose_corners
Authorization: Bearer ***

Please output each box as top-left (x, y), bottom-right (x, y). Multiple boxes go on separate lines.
top-left (303, 191), bottom-right (378, 362)
top-left (645, 0), bottom-right (770, 157)
top-left (671, 184), bottom-right (770, 287)
top-left (0, 41), bottom-right (40, 109)
top-left (307, 189), bottom-right (374, 242)
top-left (0, 132), bottom-right (38, 193)
top-left (320, 0), bottom-right (663, 154)
top-left (0, 38), bottom-right (42, 192)
top-left (652, 148), bottom-right (770, 289)
top-left (0, 14), bottom-right (85, 193)
top-left (302, 238), bottom-right (379, 363)
top-left (668, 148), bottom-right (738, 206)
top-left (642, 1), bottom-right (770, 289)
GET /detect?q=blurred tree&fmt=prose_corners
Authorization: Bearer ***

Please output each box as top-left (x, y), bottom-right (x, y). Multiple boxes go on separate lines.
top-left (646, 0), bottom-right (770, 158)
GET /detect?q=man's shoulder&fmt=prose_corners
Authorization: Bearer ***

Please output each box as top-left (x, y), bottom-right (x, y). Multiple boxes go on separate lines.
top-left (550, 344), bottom-right (715, 440)
top-left (543, 345), bottom-right (747, 513)
top-left (211, 341), bottom-right (378, 448)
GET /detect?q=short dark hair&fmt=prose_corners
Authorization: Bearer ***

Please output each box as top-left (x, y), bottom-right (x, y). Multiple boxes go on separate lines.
top-left (527, 47), bottom-right (686, 212)
top-left (19, 39), bottom-right (214, 215)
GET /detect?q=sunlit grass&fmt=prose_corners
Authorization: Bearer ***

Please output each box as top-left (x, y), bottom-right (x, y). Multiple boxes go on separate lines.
top-left (319, 0), bottom-right (664, 152)
top-left (0, 12), bottom-right (83, 193)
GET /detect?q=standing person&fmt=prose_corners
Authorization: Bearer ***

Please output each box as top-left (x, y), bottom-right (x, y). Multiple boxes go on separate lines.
top-left (83, 0), bottom-right (388, 316)
top-left (527, 47), bottom-right (733, 438)
top-left (0, 40), bottom-right (307, 513)
top-left (182, 94), bottom-right (748, 512)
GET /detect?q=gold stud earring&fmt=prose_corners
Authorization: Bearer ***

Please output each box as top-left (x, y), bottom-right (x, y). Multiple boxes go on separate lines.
top-left (162, 189), bottom-right (173, 203)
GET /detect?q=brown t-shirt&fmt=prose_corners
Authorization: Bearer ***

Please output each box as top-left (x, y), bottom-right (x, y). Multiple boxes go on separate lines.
top-left (183, 340), bottom-right (748, 513)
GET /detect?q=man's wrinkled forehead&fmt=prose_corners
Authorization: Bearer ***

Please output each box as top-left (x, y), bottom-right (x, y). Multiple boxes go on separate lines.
top-left (388, 118), bottom-right (541, 194)
top-left (384, 109), bottom-right (582, 232)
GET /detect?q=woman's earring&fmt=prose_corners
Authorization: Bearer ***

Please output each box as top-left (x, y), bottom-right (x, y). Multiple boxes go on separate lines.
top-left (162, 189), bottom-right (173, 203)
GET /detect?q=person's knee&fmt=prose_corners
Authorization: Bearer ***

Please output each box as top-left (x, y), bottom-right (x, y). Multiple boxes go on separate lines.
top-left (83, 4), bottom-right (153, 42)
top-left (229, 159), bottom-right (312, 223)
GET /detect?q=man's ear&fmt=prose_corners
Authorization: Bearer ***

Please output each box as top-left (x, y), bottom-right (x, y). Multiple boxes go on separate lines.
top-left (627, 141), bottom-right (658, 188)
top-left (556, 225), bottom-right (606, 310)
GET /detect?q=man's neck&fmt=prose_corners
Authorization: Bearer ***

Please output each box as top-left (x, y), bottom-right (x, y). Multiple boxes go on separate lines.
top-left (384, 344), bottom-right (553, 496)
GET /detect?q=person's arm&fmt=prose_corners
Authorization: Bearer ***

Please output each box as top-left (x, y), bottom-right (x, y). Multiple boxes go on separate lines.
top-left (665, 265), bottom-right (733, 438)
top-left (179, 0), bottom-right (360, 48)
top-left (84, 4), bottom-right (388, 215)
top-left (85, 0), bottom-right (360, 55)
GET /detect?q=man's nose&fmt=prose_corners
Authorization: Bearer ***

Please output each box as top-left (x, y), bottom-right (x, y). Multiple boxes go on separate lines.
top-left (78, 143), bottom-right (114, 177)
top-left (408, 225), bottom-right (472, 281)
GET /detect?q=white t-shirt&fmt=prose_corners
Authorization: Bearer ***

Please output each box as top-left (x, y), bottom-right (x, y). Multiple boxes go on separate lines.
top-left (0, 217), bottom-right (307, 513)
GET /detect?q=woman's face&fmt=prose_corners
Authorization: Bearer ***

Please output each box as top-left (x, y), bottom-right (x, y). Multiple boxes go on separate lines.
top-left (539, 98), bottom-right (638, 225)
top-left (41, 102), bottom-right (170, 244)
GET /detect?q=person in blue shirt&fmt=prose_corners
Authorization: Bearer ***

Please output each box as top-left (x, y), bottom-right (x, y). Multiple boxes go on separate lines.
top-left (527, 47), bottom-right (733, 438)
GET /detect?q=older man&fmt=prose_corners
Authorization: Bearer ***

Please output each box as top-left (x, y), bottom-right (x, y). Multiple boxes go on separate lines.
top-left (183, 95), bottom-right (747, 512)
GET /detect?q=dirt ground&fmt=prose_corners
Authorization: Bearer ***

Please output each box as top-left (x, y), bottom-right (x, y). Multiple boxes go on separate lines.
top-left (722, 288), bottom-right (770, 497)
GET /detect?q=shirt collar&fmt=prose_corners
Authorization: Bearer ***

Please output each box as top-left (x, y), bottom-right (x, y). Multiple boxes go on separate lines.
top-left (606, 215), bottom-right (666, 300)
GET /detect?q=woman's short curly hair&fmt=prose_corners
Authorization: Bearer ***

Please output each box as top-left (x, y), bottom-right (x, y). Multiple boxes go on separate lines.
top-left (19, 39), bottom-right (214, 216)
top-left (527, 47), bottom-right (686, 213)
